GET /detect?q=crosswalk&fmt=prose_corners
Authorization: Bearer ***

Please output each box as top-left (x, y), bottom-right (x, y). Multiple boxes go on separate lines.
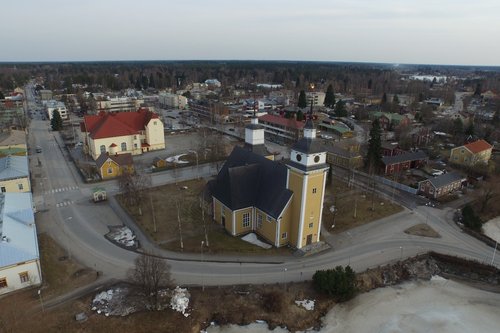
top-left (56, 200), bottom-right (74, 208)
top-left (45, 186), bottom-right (79, 194)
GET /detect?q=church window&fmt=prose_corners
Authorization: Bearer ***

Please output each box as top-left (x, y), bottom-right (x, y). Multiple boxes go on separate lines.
top-left (242, 213), bottom-right (250, 228)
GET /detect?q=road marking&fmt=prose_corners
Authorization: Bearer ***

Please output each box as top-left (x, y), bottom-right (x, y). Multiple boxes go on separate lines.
top-left (46, 186), bottom-right (79, 194)
top-left (56, 200), bottom-right (74, 208)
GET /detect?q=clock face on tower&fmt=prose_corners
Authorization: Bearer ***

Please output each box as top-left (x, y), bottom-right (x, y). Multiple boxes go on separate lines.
top-left (314, 155), bottom-right (320, 163)
top-left (296, 153), bottom-right (302, 162)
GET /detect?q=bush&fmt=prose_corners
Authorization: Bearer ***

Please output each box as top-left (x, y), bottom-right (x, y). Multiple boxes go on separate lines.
top-left (462, 204), bottom-right (482, 231)
top-left (312, 265), bottom-right (356, 302)
top-left (262, 291), bottom-right (284, 313)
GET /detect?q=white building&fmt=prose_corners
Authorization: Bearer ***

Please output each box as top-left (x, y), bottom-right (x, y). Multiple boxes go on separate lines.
top-left (158, 92), bottom-right (188, 109)
top-left (45, 100), bottom-right (68, 120)
top-left (306, 91), bottom-right (326, 107)
top-left (96, 97), bottom-right (144, 113)
top-left (0, 193), bottom-right (41, 295)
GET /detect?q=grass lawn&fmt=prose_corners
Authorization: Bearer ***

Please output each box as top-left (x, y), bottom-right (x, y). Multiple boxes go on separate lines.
top-left (322, 178), bottom-right (404, 234)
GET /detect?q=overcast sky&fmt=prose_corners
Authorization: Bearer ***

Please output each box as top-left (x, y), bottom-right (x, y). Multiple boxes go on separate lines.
top-left (1, 0), bottom-right (499, 66)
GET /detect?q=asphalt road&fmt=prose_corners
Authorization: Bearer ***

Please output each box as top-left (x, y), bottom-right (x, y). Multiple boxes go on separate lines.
top-left (26, 86), bottom-right (499, 287)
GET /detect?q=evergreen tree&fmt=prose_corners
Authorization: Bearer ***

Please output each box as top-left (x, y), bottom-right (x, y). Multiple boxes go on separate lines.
top-left (135, 77), bottom-right (142, 90)
top-left (149, 73), bottom-right (155, 88)
top-left (392, 94), bottom-right (399, 104)
top-left (298, 90), bottom-right (307, 108)
top-left (366, 119), bottom-right (382, 174)
top-left (296, 109), bottom-right (304, 121)
top-left (313, 266), bottom-right (356, 302)
top-left (381, 92), bottom-right (387, 104)
top-left (493, 111), bottom-right (499, 125)
top-left (334, 99), bottom-right (347, 117)
top-left (452, 118), bottom-right (464, 136)
top-left (465, 121), bottom-right (475, 137)
top-left (0, 91), bottom-right (4, 100)
top-left (474, 83), bottom-right (482, 96)
top-left (462, 204), bottom-right (482, 231)
top-left (51, 110), bottom-right (63, 131)
top-left (324, 84), bottom-right (336, 108)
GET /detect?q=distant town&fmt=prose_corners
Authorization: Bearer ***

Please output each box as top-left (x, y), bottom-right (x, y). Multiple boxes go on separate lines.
top-left (0, 61), bottom-right (499, 332)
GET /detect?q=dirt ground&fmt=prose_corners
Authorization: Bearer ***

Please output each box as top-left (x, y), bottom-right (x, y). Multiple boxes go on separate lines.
top-left (322, 178), bottom-right (403, 233)
top-left (404, 223), bottom-right (441, 238)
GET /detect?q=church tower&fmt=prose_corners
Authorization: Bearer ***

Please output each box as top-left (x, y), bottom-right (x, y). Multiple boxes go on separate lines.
top-left (243, 102), bottom-right (274, 160)
top-left (286, 106), bottom-right (328, 249)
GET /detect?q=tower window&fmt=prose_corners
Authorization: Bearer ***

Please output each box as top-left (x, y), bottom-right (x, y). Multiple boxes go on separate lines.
top-left (312, 188), bottom-right (317, 194)
top-left (281, 232), bottom-right (288, 239)
top-left (257, 214), bottom-right (263, 228)
top-left (309, 222), bottom-right (314, 228)
top-left (242, 212), bottom-right (250, 228)
top-left (266, 215), bottom-right (272, 222)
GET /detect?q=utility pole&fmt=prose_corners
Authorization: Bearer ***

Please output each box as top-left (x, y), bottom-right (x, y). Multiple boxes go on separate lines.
top-left (176, 201), bottom-right (183, 251)
top-left (201, 241), bottom-right (205, 291)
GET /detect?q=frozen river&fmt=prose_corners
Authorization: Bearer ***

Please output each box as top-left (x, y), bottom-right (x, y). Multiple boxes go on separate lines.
top-left (206, 277), bottom-right (500, 333)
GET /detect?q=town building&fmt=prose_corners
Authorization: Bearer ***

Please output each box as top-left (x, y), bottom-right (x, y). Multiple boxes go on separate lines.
top-left (0, 156), bottom-right (30, 192)
top-left (39, 89), bottom-right (53, 101)
top-left (96, 97), bottom-right (144, 113)
top-left (0, 129), bottom-right (27, 156)
top-left (189, 100), bottom-right (230, 123)
top-left (418, 172), bottom-right (467, 199)
top-left (258, 114), bottom-right (304, 143)
top-left (209, 112), bottom-right (329, 249)
top-left (371, 112), bottom-right (412, 131)
top-left (381, 150), bottom-right (428, 175)
top-left (45, 100), bottom-right (68, 120)
top-left (158, 92), bottom-right (188, 110)
top-left (306, 91), bottom-right (326, 107)
top-left (96, 152), bottom-right (134, 180)
top-left (0, 193), bottom-right (41, 295)
top-left (450, 139), bottom-right (493, 167)
top-left (81, 108), bottom-right (165, 160)
top-left (325, 144), bottom-right (363, 169)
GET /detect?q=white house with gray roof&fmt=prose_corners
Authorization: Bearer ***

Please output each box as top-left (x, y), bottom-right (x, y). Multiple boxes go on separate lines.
top-left (0, 155), bottom-right (31, 193)
top-left (0, 193), bottom-right (41, 295)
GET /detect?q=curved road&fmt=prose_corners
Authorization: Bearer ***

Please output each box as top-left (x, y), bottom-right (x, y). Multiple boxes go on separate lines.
top-left (27, 93), bottom-right (499, 288)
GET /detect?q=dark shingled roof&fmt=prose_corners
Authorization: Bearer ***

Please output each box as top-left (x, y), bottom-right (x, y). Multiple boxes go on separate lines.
top-left (425, 172), bottom-right (466, 188)
top-left (96, 152), bottom-right (133, 169)
top-left (292, 138), bottom-right (325, 154)
top-left (211, 146), bottom-right (292, 219)
top-left (243, 143), bottom-right (269, 156)
top-left (382, 150), bottom-right (428, 165)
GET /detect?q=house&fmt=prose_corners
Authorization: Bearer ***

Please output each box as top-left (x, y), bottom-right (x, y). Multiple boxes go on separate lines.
top-left (258, 114), bottom-right (304, 143)
top-left (0, 129), bottom-right (27, 156)
top-left (0, 155), bottom-right (31, 192)
top-left (371, 112), bottom-right (412, 131)
top-left (325, 144), bottom-right (363, 169)
top-left (0, 193), bottom-right (42, 295)
top-left (450, 139), bottom-right (493, 167)
top-left (381, 151), bottom-right (428, 175)
top-left (81, 108), bottom-right (165, 160)
top-left (317, 122), bottom-right (354, 139)
top-left (96, 153), bottom-right (134, 180)
top-left (381, 142), bottom-right (404, 156)
top-left (209, 113), bottom-right (328, 249)
top-left (153, 157), bottom-right (167, 169)
top-left (418, 172), bottom-right (467, 199)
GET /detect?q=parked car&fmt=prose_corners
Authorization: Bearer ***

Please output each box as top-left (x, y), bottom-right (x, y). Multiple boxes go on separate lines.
top-left (36, 146), bottom-right (42, 153)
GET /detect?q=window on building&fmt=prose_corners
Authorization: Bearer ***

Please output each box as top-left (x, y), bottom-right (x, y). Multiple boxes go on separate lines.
top-left (134, 143), bottom-right (138, 148)
top-left (243, 212), bottom-right (250, 228)
top-left (18, 183), bottom-right (24, 190)
top-left (0, 277), bottom-right (7, 288)
top-left (19, 272), bottom-right (29, 283)
top-left (121, 142), bottom-right (127, 151)
top-left (107, 168), bottom-right (113, 174)
top-left (266, 215), bottom-right (272, 222)
top-left (134, 135), bottom-right (137, 139)
top-left (257, 214), bottom-right (263, 228)
top-left (312, 188), bottom-right (317, 194)
top-left (0, 187), bottom-right (5, 193)
top-left (154, 121), bottom-right (157, 125)
top-left (281, 232), bottom-right (287, 239)
top-left (100, 145), bottom-right (106, 153)
top-left (309, 222), bottom-right (314, 228)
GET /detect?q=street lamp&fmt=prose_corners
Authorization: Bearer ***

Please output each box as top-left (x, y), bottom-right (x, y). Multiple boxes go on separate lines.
top-left (38, 289), bottom-right (44, 312)
top-left (399, 246), bottom-right (403, 260)
top-left (201, 241), bottom-right (205, 291)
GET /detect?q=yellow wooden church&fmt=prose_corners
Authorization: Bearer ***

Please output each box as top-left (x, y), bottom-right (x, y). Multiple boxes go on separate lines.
top-left (209, 113), bottom-right (329, 249)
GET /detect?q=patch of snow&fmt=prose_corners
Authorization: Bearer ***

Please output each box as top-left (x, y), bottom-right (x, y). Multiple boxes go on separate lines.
top-left (170, 286), bottom-right (190, 317)
top-left (166, 153), bottom-right (190, 164)
top-left (430, 275), bottom-right (447, 282)
top-left (483, 216), bottom-right (500, 243)
top-left (295, 299), bottom-right (315, 311)
top-left (109, 226), bottom-right (136, 247)
top-left (241, 233), bottom-right (272, 249)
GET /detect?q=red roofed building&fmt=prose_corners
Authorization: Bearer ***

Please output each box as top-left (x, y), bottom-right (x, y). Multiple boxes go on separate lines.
top-left (81, 108), bottom-right (165, 160)
top-left (450, 139), bottom-right (493, 167)
top-left (258, 114), bottom-right (305, 143)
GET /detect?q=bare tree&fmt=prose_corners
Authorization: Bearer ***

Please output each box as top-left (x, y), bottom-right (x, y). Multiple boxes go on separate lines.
top-left (129, 252), bottom-right (172, 310)
top-left (117, 170), bottom-right (151, 215)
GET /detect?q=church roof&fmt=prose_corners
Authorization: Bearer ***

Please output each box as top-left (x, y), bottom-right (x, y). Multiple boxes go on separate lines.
top-left (210, 146), bottom-right (292, 219)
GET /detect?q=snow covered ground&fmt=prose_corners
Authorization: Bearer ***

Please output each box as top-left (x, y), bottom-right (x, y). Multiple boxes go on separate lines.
top-left (483, 216), bottom-right (500, 243)
top-left (206, 278), bottom-right (500, 333)
top-left (166, 154), bottom-right (190, 164)
top-left (241, 233), bottom-right (272, 249)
